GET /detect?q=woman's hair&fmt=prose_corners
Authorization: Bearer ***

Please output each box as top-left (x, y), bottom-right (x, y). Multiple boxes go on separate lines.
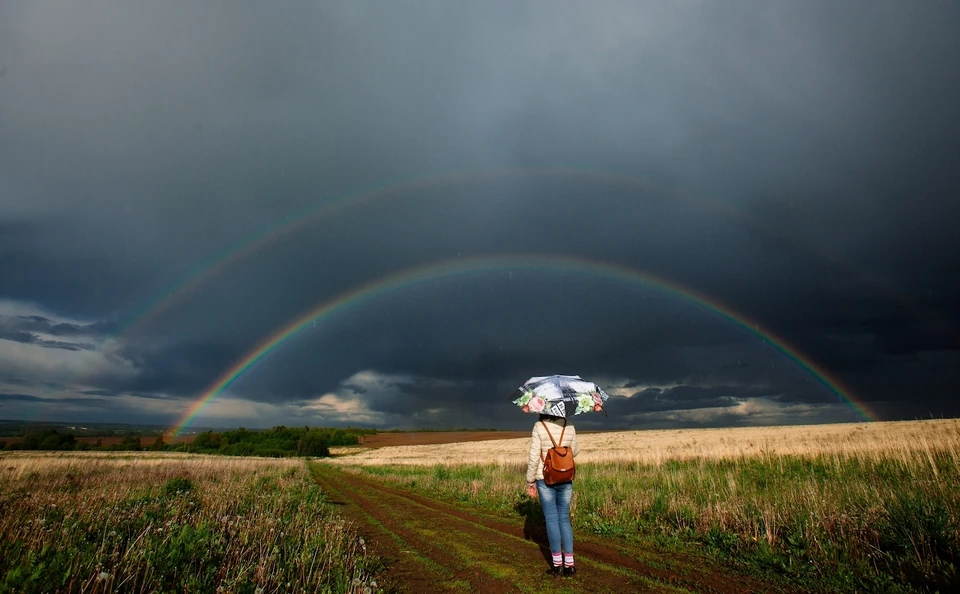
top-left (538, 414), bottom-right (567, 423)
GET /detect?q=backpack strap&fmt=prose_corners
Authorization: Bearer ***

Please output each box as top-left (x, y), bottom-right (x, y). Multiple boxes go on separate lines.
top-left (539, 420), bottom-right (554, 464)
top-left (539, 419), bottom-right (568, 453)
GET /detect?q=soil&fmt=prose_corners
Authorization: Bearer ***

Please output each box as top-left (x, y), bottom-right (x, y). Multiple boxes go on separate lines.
top-left (310, 464), bottom-right (791, 594)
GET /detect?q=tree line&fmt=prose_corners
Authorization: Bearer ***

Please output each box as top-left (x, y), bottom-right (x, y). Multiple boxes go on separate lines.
top-left (1, 425), bottom-right (375, 457)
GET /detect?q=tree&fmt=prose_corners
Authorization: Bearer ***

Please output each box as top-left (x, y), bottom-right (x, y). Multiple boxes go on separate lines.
top-left (192, 431), bottom-right (212, 450)
top-left (119, 436), bottom-right (141, 451)
top-left (296, 432), bottom-right (330, 457)
top-left (192, 431), bottom-right (221, 450)
top-left (149, 435), bottom-right (165, 451)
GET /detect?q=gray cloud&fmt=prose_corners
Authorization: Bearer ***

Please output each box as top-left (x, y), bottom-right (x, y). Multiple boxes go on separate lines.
top-left (625, 386), bottom-right (772, 413)
top-left (0, 316), bottom-right (97, 351)
top-left (0, 392), bottom-right (46, 403)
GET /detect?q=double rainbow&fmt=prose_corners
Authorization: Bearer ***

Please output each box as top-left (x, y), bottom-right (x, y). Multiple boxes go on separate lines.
top-left (170, 254), bottom-right (874, 434)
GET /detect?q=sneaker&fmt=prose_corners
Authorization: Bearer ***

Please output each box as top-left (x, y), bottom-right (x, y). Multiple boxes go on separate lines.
top-left (563, 565), bottom-right (577, 577)
top-left (546, 565), bottom-right (563, 577)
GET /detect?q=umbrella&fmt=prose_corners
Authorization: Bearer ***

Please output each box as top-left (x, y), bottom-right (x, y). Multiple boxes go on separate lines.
top-left (512, 374), bottom-right (610, 418)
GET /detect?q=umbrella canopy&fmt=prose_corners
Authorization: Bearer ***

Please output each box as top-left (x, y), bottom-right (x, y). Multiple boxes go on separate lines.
top-left (512, 374), bottom-right (610, 418)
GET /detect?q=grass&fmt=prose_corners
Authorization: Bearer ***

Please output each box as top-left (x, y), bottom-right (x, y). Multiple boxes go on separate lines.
top-left (0, 452), bottom-right (377, 593)
top-left (329, 419), bottom-right (960, 593)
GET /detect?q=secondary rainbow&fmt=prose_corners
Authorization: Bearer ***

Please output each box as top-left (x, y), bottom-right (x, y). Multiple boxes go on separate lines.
top-left (119, 167), bottom-right (761, 336)
top-left (171, 254), bottom-right (875, 434)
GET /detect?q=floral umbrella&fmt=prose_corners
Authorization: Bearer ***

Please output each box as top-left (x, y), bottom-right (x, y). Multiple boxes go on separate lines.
top-left (511, 374), bottom-right (610, 418)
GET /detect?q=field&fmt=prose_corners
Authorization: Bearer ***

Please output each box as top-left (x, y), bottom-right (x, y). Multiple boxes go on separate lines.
top-left (329, 419), bottom-right (960, 593)
top-left (0, 452), bottom-right (377, 593)
top-left (2, 419), bottom-right (957, 592)
top-left (330, 419), bottom-right (960, 465)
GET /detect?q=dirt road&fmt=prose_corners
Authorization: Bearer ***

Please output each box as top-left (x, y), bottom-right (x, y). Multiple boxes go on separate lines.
top-left (310, 464), bottom-right (784, 594)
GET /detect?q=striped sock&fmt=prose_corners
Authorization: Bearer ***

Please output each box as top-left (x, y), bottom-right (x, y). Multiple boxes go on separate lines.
top-left (564, 553), bottom-right (574, 567)
top-left (552, 552), bottom-right (562, 567)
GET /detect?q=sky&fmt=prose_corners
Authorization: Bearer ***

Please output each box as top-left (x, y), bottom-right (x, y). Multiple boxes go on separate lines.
top-left (1, 1), bottom-right (958, 432)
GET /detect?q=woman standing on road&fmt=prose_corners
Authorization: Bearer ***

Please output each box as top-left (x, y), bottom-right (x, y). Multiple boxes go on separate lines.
top-left (525, 413), bottom-right (579, 577)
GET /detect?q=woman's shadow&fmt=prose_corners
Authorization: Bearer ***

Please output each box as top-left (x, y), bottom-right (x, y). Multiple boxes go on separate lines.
top-left (514, 497), bottom-right (552, 566)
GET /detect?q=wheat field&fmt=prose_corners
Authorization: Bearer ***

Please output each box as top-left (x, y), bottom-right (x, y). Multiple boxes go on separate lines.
top-left (328, 418), bottom-right (960, 467)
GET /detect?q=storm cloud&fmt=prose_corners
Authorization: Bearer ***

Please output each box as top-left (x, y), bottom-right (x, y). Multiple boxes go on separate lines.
top-left (1, 1), bottom-right (957, 429)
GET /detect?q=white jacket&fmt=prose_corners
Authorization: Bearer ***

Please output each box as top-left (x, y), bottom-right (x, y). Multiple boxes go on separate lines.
top-left (525, 418), bottom-right (579, 483)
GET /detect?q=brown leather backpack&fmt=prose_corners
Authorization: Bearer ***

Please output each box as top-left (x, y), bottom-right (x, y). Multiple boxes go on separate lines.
top-left (540, 420), bottom-right (575, 485)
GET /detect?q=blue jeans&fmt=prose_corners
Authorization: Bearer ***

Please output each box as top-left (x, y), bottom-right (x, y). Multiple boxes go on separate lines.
top-left (536, 480), bottom-right (574, 554)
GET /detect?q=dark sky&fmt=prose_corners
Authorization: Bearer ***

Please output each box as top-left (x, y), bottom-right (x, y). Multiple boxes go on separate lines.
top-left (1, 1), bottom-right (958, 431)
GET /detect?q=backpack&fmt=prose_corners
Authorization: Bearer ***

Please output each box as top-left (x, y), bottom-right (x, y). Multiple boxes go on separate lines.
top-left (540, 420), bottom-right (575, 485)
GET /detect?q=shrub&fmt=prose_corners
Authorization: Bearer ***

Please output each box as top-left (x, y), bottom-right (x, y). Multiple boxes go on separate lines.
top-left (164, 477), bottom-right (194, 496)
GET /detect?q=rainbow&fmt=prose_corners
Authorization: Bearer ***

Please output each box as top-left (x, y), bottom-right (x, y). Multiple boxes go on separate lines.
top-left (170, 254), bottom-right (875, 434)
top-left (120, 168), bottom-right (761, 336)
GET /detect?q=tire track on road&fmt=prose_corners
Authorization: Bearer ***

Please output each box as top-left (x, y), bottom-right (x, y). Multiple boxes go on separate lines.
top-left (312, 464), bottom-right (526, 593)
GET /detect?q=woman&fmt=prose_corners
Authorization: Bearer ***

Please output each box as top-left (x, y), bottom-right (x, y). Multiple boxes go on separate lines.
top-left (525, 413), bottom-right (579, 576)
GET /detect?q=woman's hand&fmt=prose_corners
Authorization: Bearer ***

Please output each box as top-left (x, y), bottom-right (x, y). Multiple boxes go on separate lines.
top-left (526, 483), bottom-right (538, 498)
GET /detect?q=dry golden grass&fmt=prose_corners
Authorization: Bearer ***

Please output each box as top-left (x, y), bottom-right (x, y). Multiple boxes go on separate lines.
top-left (329, 446), bottom-right (363, 456)
top-left (326, 418), bottom-right (960, 467)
